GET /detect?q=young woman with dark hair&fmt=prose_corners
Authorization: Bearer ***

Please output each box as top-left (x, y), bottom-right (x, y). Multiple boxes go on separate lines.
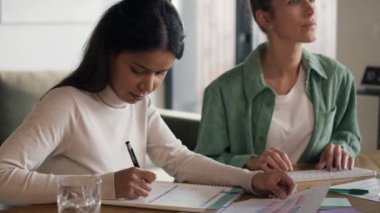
top-left (0, 0), bottom-right (294, 205)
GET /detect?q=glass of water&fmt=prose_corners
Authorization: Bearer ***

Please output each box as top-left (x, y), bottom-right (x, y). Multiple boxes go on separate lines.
top-left (57, 175), bottom-right (102, 213)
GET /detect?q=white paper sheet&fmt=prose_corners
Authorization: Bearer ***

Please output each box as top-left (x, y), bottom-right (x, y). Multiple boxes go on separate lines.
top-left (221, 183), bottom-right (330, 213)
top-left (330, 178), bottom-right (380, 202)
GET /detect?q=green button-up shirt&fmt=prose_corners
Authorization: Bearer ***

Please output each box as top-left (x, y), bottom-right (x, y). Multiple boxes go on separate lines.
top-left (195, 43), bottom-right (361, 168)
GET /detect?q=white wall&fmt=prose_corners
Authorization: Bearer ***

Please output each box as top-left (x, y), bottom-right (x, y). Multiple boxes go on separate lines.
top-left (0, 24), bottom-right (93, 71)
top-left (304, 0), bottom-right (337, 58)
top-left (337, 0), bottom-right (380, 150)
top-left (0, 0), bottom-right (118, 71)
top-left (0, 0), bottom-right (164, 107)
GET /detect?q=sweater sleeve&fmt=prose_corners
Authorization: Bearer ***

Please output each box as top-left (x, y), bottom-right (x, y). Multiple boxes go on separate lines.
top-left (0, 89), bottom-right (77, 205)
top-left (145, 98), bottom-right (257, 193)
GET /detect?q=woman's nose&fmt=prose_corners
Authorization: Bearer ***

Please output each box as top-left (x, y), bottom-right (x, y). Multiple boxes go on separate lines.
top-left (303, 0), bottom-right (315, 17)
top-left (138, 75), bottom-right (155, 93)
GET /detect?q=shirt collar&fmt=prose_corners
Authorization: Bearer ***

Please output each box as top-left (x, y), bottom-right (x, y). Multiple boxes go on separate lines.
top-left (242, 43), bottom-right (328, 102)
top-left (96, 84), bottom-right (128, 108)
top-left (242, 43), bottom-right (269, 102)
top-left (301, 48), bottom-right (328, 80)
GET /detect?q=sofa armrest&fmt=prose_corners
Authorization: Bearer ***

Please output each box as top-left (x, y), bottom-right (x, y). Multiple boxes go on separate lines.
top-left (0, 71), bottom-right (69, 145)
top-left (158, 109), bottom-right (201, 151)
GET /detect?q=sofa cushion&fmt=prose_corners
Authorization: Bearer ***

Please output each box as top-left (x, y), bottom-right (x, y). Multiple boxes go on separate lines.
top-left (0, 71), bottom-right (69, 144)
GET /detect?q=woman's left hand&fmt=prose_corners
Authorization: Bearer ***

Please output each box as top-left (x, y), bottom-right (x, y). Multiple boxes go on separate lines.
top-left (315, 144), bottom-right (354, 170)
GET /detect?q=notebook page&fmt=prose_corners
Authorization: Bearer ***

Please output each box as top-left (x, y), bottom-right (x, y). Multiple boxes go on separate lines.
top-left (102, 181), bottom-right (242, 212)
top-left (147, 182), bottom-right (228, 207)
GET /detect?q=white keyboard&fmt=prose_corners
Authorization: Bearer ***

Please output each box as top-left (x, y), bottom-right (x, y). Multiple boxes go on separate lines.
top-left (288, 167), bottom-right (377, 182)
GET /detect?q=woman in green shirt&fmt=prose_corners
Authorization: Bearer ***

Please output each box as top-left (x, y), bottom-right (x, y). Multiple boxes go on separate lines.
top-left (195, 0), bottom-right (361, 172)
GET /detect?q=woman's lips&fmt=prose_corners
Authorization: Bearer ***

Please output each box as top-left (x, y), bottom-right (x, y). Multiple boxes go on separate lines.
top-left (130, 92), bottom-right (144, 101)
top-left (302, 20), bottom-right (316, 28)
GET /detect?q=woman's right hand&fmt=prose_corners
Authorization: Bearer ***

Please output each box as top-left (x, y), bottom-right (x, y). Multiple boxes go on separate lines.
top-left (114, 167), bottom-right (156, 199)
top-left (251, 170), bottom-right (295, 199)
top-left (245, 147), bottom-right (293, 171)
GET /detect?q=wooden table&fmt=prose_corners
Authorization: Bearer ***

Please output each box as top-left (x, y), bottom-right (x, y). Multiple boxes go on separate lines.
top-left (3, 151), bottom-right (380, 213)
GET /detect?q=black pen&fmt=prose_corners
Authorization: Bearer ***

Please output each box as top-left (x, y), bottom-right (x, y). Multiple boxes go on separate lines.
top-left (125, 141), bottom-right (140, 168)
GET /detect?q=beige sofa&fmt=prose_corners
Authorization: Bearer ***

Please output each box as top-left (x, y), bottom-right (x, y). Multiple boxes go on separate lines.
top-left (0, 71), bottom-right (69, 145)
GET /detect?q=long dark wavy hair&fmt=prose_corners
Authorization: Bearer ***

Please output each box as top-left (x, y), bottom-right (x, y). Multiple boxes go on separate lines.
top-left (53, 0), bottom-right (185, 92)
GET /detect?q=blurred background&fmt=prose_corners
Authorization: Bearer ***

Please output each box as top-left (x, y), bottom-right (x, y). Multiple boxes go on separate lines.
top-left (0, 0), bottom-right (379, 151)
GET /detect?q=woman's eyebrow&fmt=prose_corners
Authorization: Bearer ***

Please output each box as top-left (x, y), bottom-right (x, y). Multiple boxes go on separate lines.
top-left (132, 62), bottom-right (169, 72)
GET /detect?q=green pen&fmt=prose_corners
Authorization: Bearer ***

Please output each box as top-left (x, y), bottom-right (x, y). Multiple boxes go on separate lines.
top-left (329, 188), bottom-right (369, 195)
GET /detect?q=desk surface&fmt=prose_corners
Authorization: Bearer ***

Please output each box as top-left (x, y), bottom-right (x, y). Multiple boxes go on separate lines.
top-left (3, 151), bottom-right (380, 213)
top-left (357, 88), bottom-right (380, 96)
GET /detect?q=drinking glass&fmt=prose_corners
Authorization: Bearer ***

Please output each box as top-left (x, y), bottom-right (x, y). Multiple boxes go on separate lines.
top-left (57, 175), bottom-right (102, 213)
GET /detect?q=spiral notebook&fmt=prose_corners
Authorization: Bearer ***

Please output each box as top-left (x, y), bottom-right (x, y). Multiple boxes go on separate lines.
top-left (102, 181), bottom-right (242, 212)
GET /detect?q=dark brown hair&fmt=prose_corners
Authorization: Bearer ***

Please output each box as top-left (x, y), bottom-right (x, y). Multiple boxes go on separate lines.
top-left (53, 0), bottom-right (184, 92)
top-left (248, 0), bottom-right (272, 32)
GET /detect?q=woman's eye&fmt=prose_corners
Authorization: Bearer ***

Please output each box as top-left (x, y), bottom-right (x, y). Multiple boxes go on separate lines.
top-left (131, 67), bottom-right (142, 74)
top-left (156, 71), bottom-right (168, 76)
top-left (288, 0), bottom-right (300, 5)
top-left (288, 0), bottom-right (315, 5)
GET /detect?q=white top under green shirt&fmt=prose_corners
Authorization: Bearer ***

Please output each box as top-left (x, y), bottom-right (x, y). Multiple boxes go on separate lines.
top-left (0, 85), bottom-right (256, 205)
top-left (266, 67), bottom-right (314, 163)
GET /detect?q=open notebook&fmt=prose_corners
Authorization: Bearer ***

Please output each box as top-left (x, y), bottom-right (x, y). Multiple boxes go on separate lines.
top-left (102, 181), bottom-right (242, 212)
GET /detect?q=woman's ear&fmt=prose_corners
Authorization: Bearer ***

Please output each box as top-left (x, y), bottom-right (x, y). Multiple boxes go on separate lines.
top-left (255, 10), bottom-right (272, 31)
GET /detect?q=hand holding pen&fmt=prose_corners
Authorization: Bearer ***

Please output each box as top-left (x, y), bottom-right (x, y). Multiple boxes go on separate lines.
top-left (113, 141), bottom-right (156, 199)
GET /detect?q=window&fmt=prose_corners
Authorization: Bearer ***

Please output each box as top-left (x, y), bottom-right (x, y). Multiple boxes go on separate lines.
top-left (168, 0), bottom-right (236, 112)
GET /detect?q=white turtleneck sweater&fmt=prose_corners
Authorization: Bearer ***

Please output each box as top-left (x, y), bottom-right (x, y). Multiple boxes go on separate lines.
top-left (0, 85), bottom-right (256, 205)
